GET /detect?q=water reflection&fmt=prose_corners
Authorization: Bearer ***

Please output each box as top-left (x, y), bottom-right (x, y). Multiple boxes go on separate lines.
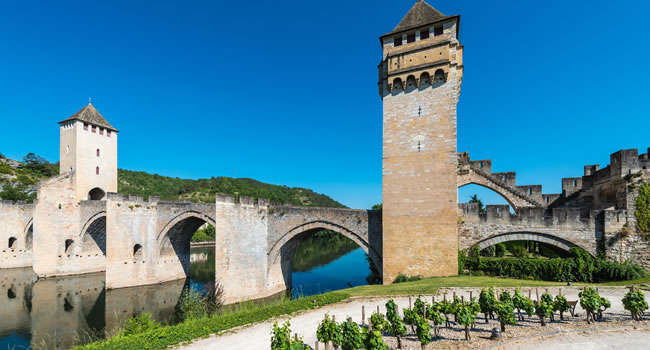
top-left (0, 239), bottom-right (370, 349)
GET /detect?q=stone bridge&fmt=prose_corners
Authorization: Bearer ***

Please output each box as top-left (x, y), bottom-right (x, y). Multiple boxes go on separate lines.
top-left (0, 173), bottom-right (383, 303)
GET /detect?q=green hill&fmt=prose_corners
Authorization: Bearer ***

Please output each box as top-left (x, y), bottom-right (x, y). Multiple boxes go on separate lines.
top-left (0, 153), bottom-right (345, 208)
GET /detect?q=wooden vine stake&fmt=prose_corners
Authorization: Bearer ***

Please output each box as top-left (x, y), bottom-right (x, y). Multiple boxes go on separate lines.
top-left (362, 306), bottom-right (365, 327)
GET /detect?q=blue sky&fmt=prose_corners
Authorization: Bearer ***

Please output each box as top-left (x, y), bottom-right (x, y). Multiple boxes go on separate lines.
top-left (0, 0), bottom-right (648, 209)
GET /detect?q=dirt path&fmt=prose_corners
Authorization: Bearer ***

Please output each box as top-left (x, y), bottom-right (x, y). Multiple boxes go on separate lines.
top-left (179, 287), bottom-right (650, 349)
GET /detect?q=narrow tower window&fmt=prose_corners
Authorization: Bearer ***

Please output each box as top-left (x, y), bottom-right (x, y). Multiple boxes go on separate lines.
top-left (66, 145), bottom-right (70, 154)
top-left (420, 27), bottom-right (429, 40)
top-left (96, 149), bottom-right (100, 157)
top-left (92, 126), bottom-right (96, 133)
top-left (84, 123), bottom-right (89, 131)
top-left (133, 244), bottom-right (143, 260)
top-left (434, 25), bottom-right (443, 36)
top-left (65, 239), bottom-right (74, 253)
top-left (107, 130), bottom-right (111, 137)
top-left (394, 36), bottom-right (402, 47)
top-left (407, 32), bottom-right (415, 43)
top-left (99, 128), bottom-right (104, 135)
top-left (96, 167), bottom-right (99, 175)
top-left (8, 237), bottom-right (17, 249)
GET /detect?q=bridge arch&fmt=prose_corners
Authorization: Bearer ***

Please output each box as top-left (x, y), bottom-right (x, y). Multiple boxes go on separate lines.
top-left (80, 211), bottom-right (107, 256)
top-left (156, 211), bottom-right (216, 277)
top-left (458, 182), bottom-right (518, 212)
top-left (471, 231), bottom-right (590, 255)
top-left (268, 220), bottom-right (381, 291)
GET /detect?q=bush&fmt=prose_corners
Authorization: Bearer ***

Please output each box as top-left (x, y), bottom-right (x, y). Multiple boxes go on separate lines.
top-left (174, 287), bottom-right (209, 322)
top-left (270, 321), bottom-right (309, 350)
top-left (495, 243), bottom-right (506, 257)
top-left (622, 288), bottom-right (648, 321)
top-left (393, 273), bottom-right (422, 283)
top-left (476, 247), bottom-right (647, 283)
top-left (458, 249), bottom-right (467, 275)
top-left (481, 245), bottom-right (495, 257)
top-left (121, 313), bottom-right (160, 336)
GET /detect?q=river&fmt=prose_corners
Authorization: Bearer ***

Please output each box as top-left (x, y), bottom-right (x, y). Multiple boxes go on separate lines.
top-left (0, 237), bottom-right (370, 349)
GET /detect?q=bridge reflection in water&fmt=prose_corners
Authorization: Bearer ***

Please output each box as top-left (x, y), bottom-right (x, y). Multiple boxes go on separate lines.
top-left (0, 240), bottom-right (370, 349)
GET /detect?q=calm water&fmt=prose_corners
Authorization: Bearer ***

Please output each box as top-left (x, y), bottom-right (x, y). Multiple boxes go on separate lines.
top-left (0, 242), bottom-right (369, 349)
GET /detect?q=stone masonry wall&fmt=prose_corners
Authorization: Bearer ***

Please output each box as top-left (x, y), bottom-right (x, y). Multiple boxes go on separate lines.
top-left (0, 200), bottom-right (33, 268)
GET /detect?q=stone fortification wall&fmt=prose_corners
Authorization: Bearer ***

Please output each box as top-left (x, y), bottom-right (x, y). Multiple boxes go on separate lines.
top-left (0, 200), bottom-right (33, 268)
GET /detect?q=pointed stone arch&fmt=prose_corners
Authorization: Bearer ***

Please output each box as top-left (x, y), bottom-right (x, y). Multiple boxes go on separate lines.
top-left (471, 231), bottom-right (590, 255)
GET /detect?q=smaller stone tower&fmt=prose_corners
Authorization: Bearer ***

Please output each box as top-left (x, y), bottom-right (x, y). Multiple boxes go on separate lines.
top-left (58, 102), bottom-right (118, 201)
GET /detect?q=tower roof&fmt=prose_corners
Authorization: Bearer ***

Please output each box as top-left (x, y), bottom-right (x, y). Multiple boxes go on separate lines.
top-left (59, 103), bottom-right (118, 132)
top-left (382, 0), bottom-right (455, 38)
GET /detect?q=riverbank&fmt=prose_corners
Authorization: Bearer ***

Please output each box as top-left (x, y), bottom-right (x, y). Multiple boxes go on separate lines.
top-left (189, 241), bottom-right (215, 248)
top-left (74, 275), bottom-right (650, 350)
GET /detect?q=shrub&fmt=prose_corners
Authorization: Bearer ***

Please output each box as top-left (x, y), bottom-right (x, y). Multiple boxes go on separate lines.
top-left (481, 245), bottom-right (495, 257)
top-left (495, 243), bottom-right (506, 257)
top-left (414, 315), bottom-right (431, 349)
top-left (479, 287), bottom-right (498, 323)
top-left (540, 293), bottom-right (555, 321)
top-left (458, 249), bottom-right (467, 275)
top-left (270, 321), bottom-right (309, 350)
top-left (468, 245), bottom-right (481, 270)
top-left (121, 313), bottom-right (160, 336)
top-left (385, 300), bottom-right (406, 349)
top-left (393, 273), bottom-right (422, 283)
top-left (534, 299), bottom-right (553, 326)
top-left (622, 288), bottom-right (648, 321)
top-left (339, 320), bottom-right (362, 350)
top-left (579, 287), bottom-right (604, 324)
top-left (512, 289), bottom-right (534, 321)
top-left (456, 300), bottom-right (479, 341)
top-left (553, 294), bottom-right (570, 320)
top-left (174, 287), bottom-right (209, 322)
top-left (316, 314), bottom-right (341, 348)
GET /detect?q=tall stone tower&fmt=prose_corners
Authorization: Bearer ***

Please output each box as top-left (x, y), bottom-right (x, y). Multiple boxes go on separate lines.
top-left (379, 0), bottom-right (463, 282)
top-left (58, 102), bottom-right (118, 201)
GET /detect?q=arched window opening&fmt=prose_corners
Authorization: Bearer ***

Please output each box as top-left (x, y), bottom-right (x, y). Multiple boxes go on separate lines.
top-left (434, 69), bottom-right (446, 84)
top-left (419, 72), bottom-right (430, 86)
top-left (7, 288), bottom-right (16, 299)
top-left (96, 166), bottom-right (100, 175)
top-left (406, 75), bottom-right (417, 89)
top-left (392, 78), bottom-right (403, 91)
top-left (88, 187), bottom-right (105, 201)
top-left (133, 244), bottom-right (143, 260)
top-left (96, 148), bottom-right (100, 157)
top-left (8, 237), bottom-right (17, 249)
top-left (65, 239), bottom-right (74, 253)
top-left (64, 297), bottom-right (74, 312)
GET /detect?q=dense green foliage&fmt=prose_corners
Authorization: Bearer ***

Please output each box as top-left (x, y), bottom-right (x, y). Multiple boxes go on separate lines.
top-left (622, 288), bottom-right (648, 321)
top-left (480, 245), bottom-right (495, 257)
top-left (118, 169), bottom-right (344, 207)
top-left (512, 289), bottom-right (534, 321)
top-left (496, 291), bottom-right (516, 332)
top-left (393, 273), bottom-right (423, 283)
top-left (0, 153), bottom-right (59, 202)
top-left (534, 299), bottom-right (554, 326)
top-left (469, 194), bottom-right (486, 214)
top-left (339, 319), bottom-right (363, 350)
top-left (479, 287), bottom-right (498, 323)
top-left (455, 298), bottom-right (480, 340)
top-left (316, 314), bottom-right (342, 347)
top-left (271, 321), bottom-right (309, 350)
top-left (477, 247), bottom-right (647, 283)
top-left (636, 183), bottom-right (650, 237)
top-left (385, 299), bottom-right (407, 348)
top-left (414, 314), bottom-right (432, 349)
top-left (191, 224), bottom-right (216, 242)
top-left (371, 203), bottom-right (382, 210)
top-left (364, 313), bottom-right (389, 350)
top-left (74, 292), bottom-right (347, 350)
top-left (553, 294), bottom-right (570, 320)
top-left (173, 287), bottom-right (211, 322)
top-left (579, 287), bottom-right (610, 323)
top-left (495, 243), bottom-right (506, 257)
top-left (121, 313), bottom-right (160, 337)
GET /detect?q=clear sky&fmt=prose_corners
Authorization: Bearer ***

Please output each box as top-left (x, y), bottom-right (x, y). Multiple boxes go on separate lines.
top-left (0, 0), bottom-right (649, 209)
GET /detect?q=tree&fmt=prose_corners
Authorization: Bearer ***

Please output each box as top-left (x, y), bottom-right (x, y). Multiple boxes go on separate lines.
top-left (495, 243), bottom-right (506, 257)
top-left (371, 203), bottom-right (382, 210)
top-left (512, 289), bottom-right (534, 321)
top-left (385, 300), bottom-right (407, 349)
top-left (317, 314), bottom-right (342, 350)
top-left (553, 294), bottom-right (570, 320)
top-left (622, 288), bottom-right (649, 321)
top-left (479, 288), bottom-right (498, 323)
top-left (469, 194), bottom-right (486, 214)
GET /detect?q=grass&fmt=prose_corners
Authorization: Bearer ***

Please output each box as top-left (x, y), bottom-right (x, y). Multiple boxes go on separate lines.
top-left (343, 276), bottom-right (569, 297)
top-left (73, 292), bottom-right (347, 350)
top-left (73, 275), bottom-right (650, 350)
